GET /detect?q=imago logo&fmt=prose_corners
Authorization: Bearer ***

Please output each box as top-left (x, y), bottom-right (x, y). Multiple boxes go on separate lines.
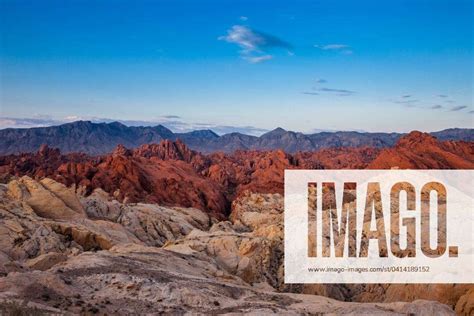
top-left (284, 170), bottom-right (473, 284)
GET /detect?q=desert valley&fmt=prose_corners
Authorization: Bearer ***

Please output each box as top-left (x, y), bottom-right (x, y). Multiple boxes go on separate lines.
top-left (2, 1), bottom-right (472, 314)
top-left (0, 122), bottom-right (473, 314)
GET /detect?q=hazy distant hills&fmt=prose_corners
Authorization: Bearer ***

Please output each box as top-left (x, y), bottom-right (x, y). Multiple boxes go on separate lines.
top-left (0, 120), bottom-right (472, 155)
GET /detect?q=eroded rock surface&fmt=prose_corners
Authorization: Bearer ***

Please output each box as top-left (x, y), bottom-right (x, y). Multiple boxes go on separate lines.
top-left (0, 177), bottom-right (467, 315)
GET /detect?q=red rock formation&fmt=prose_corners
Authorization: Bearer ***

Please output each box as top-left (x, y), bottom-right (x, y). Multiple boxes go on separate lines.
top-left (1, 132), bottom-right (472, 217)
top-left (133, 139), bottom-right (196, 162)
top-left (295, 147), bottom-right (380, 169)
top-left (368, 131), bottom-right (474, 169)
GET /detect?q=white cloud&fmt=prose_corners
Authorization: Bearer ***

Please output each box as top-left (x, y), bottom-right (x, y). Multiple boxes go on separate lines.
top-left (314, 44), bottom-right (349, 50)
top-left (314, 43), bottom-right (352, 55)
top-left (192, 123), bottom-right (268, 136)
top-left (244, 55), bottom-right (273, 63)
top-left (219, 25), bottom-right (292, 63)
top-left (219, 25), bottom-right (262, 52)
top-left (239, 16), bottom-right (248, 21)
top-left (0, 117), bottom-right (62, 129)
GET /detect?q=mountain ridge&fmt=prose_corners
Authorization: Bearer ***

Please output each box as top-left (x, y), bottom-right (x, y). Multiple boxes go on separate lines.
top-left (0, 120), bottom-right (473, 155)
top-left (1, 131), bottom-right (473, 217)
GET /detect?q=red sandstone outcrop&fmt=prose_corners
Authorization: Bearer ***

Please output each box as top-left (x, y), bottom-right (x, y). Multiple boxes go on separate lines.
top-left (0, 132), bottom-right (472, 218)
top-left (0, 142), bottom-right (381, 216)
top-left (368, 131), bottom-right (474, 169)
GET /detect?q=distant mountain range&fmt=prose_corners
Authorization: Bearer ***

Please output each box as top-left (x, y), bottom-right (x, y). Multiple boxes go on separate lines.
top-left (0, 120), bottom-right (473, 155)
top-left (1, 132), bottom-right (473, 216)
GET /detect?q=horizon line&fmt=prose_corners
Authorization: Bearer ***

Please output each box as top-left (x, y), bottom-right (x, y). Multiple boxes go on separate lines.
top-left (0, 117), bottom-right (472, 136)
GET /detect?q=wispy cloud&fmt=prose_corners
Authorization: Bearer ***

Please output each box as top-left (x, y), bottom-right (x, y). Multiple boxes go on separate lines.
top-left (193, 123), bottom-right (268, 136)
top-left (314, 44), bottom-right (352, 54)
top-left (314, 44), bottom-right (349, 50)
top-left (301, 79), bottom-right (357, 97)
top-left (469, 110), bottom-right (474, 114)
top-left (0, 117), bottom-right (62, 129)
top-left (450, 105), bottom-right (467, 112)
top-left (391, 93), bottom-right (470, 113)
top-left (219, 25), bottom-right (292, 63)
top-left (244, 54), bottom-right (273, 64)
top-left (0, 115), bottom-right (177, 129)
top-left (318, 87), bottom-right (355, 96)
top-left (239, 16), bottom-right (248, 21)
top-left (392, 99), bottom-right (419, 104)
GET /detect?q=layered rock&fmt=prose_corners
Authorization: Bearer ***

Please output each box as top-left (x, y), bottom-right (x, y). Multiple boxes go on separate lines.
top-left (0, 245), bottom-right (454, 315)
top-left (228, 192), bottom-right (473, 314)
top-left (0, 178), bottom-right (462, 314)
top-left (369, 131), bottom-right (474, 169)
top-left (164, 192), bottom-right (284, 287)
top-left (0, 177), bottom-right (141, 264)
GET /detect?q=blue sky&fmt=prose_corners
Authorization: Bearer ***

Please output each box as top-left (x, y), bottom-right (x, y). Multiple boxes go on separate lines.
top-left (0, 0), bottom-right (472, 134)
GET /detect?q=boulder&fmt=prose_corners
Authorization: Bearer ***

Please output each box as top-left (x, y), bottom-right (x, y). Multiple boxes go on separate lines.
top-left (25, 252), bottom-right (67, 271)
